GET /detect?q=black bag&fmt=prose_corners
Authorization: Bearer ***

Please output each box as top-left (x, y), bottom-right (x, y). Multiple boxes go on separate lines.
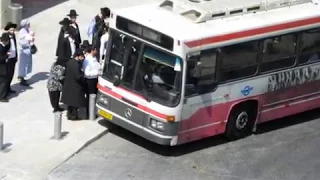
top-left (31, 44), bottom-right (37, 55)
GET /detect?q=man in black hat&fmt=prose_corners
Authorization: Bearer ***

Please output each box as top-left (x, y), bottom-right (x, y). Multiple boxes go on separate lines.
top-left (92, 7), bottom-right (110, 61)
top-left (67, 9), bottom-right (82, 49)
top-left (0, 33), bottom-right (11, 102)
top-left (57, 26), bottom-right (77, 63)
top-left (56, 18), bottom-right (71, 57)
top-left (80, 40), bottom-right (90, 53)
top-left (61, 49), bottom-right (86, 120)
top-left (4, 22), bottom-right (18, 94)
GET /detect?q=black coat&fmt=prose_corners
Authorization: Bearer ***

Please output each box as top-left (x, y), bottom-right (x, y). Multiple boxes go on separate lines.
top-left (5, 34), bottom-right (18, 61)
top-left (0, 43), bottom-right (8, 76)
top-left (71, 23), bottom-right (82, 49)
top-left (92, 15), bottom-right (105, 49)
top-left (55, 27), bottom-right (65, 57)
top-left (61, 58), bottom-right (86, 107)
top-left (56, 36), bottom-right (72, 63)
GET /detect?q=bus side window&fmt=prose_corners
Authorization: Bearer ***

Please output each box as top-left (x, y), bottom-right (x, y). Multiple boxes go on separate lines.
top-left (260, 34), bottom-right (297, 72)
top-left (220, 41), bottom-right (259, 81)
top-left (185, 49), bottom-right (218, 96)
top-left (298, 28), bottom-right (320, 64)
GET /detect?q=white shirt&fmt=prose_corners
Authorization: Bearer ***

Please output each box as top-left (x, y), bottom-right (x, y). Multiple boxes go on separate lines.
top-left (68, 36), bottom-right (76, 58)
top-left (82, 54), bottom-right (100, 79)
top-left (8, 35), bottom-right (16, 59)
top-left (99, 33), bottom-right (109, 61)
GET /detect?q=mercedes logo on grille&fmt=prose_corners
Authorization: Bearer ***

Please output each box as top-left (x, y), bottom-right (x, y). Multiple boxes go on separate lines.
top-left (124, 108), bottom-right (132, 118)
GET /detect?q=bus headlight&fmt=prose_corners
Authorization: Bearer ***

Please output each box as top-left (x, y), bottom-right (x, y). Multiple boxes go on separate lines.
top-left (97, 94), bottom-right (109, 107)
top-left (150, 119), bottom-right (164, 131)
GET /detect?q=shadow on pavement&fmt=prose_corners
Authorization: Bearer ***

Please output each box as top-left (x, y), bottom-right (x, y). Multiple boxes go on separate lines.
top-left (9, 71), bottom-right (49, 99)
top-left (98, 108), bottom-right (320, 157)
top-left (28, 71), bottom-right (49, 85)
top-left (12, 0), bottom-right (69, 18)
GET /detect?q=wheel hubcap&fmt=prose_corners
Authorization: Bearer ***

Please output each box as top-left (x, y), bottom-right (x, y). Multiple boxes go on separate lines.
top-left (236, 111), bottom-right (248, 130)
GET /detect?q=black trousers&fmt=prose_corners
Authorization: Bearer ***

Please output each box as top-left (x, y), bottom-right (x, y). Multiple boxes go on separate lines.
top-left (48, 91), bottom-right (61, 111)
top-left (85, 78), bottom-right (98, 117)
top-left (67, 106), bottom-right (79, 118)
top-left (0, 75), bottom-right (7, 99)
top-left (86, 78), bottom-right (98, 94)
top-left (6, 58), bottom-right (17, 92)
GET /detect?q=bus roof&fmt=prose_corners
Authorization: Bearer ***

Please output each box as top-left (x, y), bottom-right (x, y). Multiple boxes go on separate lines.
top-left (113, 0), bottom-right (320, 50)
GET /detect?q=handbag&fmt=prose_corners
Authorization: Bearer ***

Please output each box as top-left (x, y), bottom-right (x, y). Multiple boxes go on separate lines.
top-left (31, 44), bottom-right (38, 54)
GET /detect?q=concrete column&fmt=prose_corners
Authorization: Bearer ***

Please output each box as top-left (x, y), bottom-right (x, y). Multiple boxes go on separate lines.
top-left (54, 112), bottom-right (62, 140)
top-left (0, 0), bottom-right (11, 29)
top-left (0, 122), bottom-right (3, 150)
top-left (89, 94), bottom-right (97, 120)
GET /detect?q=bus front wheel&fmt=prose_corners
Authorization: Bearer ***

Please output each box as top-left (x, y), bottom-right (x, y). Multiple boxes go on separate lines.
top-left (225, 103), bottom-right (257, 140)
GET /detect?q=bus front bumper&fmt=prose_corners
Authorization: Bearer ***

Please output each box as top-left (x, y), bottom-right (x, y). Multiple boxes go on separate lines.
top-left (96, 104), bottom-right (178, 146)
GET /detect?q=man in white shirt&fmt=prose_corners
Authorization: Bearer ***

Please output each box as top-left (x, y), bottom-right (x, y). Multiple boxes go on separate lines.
top-left (57, 27), bottom-right (76, 63)
top-left (67, 9), bottom-right (81, 49)
top-left (82, 46), bottom-right (100, 118)
top-left (4, 22), bottom-right (18, 94)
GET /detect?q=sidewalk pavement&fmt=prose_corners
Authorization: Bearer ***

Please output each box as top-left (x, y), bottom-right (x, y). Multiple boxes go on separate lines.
top-left (0, 1), bottom-right (107, 179)
top-left (0, 0), bottom-right (160, 179)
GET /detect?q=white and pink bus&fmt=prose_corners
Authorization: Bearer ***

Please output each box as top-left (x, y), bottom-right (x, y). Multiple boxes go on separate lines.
top-left (96, 0), bottom-right (320, 146)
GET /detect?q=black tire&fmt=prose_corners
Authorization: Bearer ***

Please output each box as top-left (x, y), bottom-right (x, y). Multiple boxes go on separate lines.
top-left (225, 104), bottom-right (256, 140)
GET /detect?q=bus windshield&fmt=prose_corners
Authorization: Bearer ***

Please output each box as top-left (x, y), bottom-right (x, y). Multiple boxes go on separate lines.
top-left (103, 30), bottom-right (182, 107)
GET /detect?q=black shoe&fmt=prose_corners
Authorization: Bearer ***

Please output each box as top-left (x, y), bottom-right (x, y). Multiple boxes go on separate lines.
top-left (53, 107), bottom-right (64, 113)
top-left (20, 80), bottom-right (29, 86)
top-left (8, 89), bottom-right (16, 94)
top-left (0, 98), bottom-right (9, 102)
top-left (68, 116), bottom-right (82, 121)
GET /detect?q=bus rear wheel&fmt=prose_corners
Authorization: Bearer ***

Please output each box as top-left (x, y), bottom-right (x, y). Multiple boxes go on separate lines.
top-left (225, 104), bottom-right (256, 140)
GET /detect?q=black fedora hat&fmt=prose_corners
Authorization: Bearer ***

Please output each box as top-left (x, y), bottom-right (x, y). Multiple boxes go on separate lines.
top-left (1, 32), bottom-right (10, 42)
top-left (81, 40), bottom-right (90, 49)
top-left (67, 9), bottom-right (79, 17)
top-left (4, 22), bottom-right (17, 31)
top-left (59, 18), bottom-right (70, 25)
top-left (100, 7), bottom-right (110, 17)
top-left (74, 48), bottom-right (84, 57)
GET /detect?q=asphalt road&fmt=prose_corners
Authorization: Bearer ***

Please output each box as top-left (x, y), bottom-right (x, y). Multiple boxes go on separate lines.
top-left (49, 109), bottom-right (320, 180)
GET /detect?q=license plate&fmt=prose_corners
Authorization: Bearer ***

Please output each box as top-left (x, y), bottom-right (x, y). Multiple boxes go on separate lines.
top-left (99, 109), bottom-right (113, 120)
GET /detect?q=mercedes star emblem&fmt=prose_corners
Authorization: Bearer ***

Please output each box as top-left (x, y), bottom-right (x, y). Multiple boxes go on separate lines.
top-left (124, 108), bottom-right (132, 118)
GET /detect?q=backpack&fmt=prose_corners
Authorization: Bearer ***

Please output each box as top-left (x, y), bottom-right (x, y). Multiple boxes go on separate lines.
top-left (87, 17), bottom-right (96, 38)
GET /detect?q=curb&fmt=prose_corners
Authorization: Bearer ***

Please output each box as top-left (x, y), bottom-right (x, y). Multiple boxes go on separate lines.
top-left (47, 118), bottom-right (108, 179)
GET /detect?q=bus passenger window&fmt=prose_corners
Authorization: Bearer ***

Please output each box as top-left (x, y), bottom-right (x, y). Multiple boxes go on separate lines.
top-left (260, 34), bottom-right (297, 72)
top-left (299, 28), bottom-right (320, 64)
top-left (220, 41), bottom-right (259, 81)
top-left (185, 49), bottom-right (217, 96)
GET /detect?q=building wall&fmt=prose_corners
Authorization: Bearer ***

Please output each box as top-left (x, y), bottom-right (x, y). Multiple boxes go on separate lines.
top-left (0, 0), bottom-right (12, 28)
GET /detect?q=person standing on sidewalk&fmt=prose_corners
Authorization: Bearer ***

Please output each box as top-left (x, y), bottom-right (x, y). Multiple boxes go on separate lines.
top-left (47, 57), bottom-right (66, 112)
top-left (56, 18), bottom-right (71, 58)
top-left (17, 19), bottom-right (34, 86)
top-left (4, 22), bottom-right (18, 94)
top-left (57, 26), bottom-right (77, 64)
top-left (67, 9), bottom-right (82, 49)
top-left (82, 46), bottom-right (100, 118)
top-left (0, 33), bottom-right (10, 102)
top-left (92, 7), bottom-right (110, 62)
top-left (61, 49), bottom-right (86, 120)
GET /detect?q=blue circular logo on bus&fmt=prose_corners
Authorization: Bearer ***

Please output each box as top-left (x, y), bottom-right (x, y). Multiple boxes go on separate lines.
top-left (241, 86), bottom-right (253, 96)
